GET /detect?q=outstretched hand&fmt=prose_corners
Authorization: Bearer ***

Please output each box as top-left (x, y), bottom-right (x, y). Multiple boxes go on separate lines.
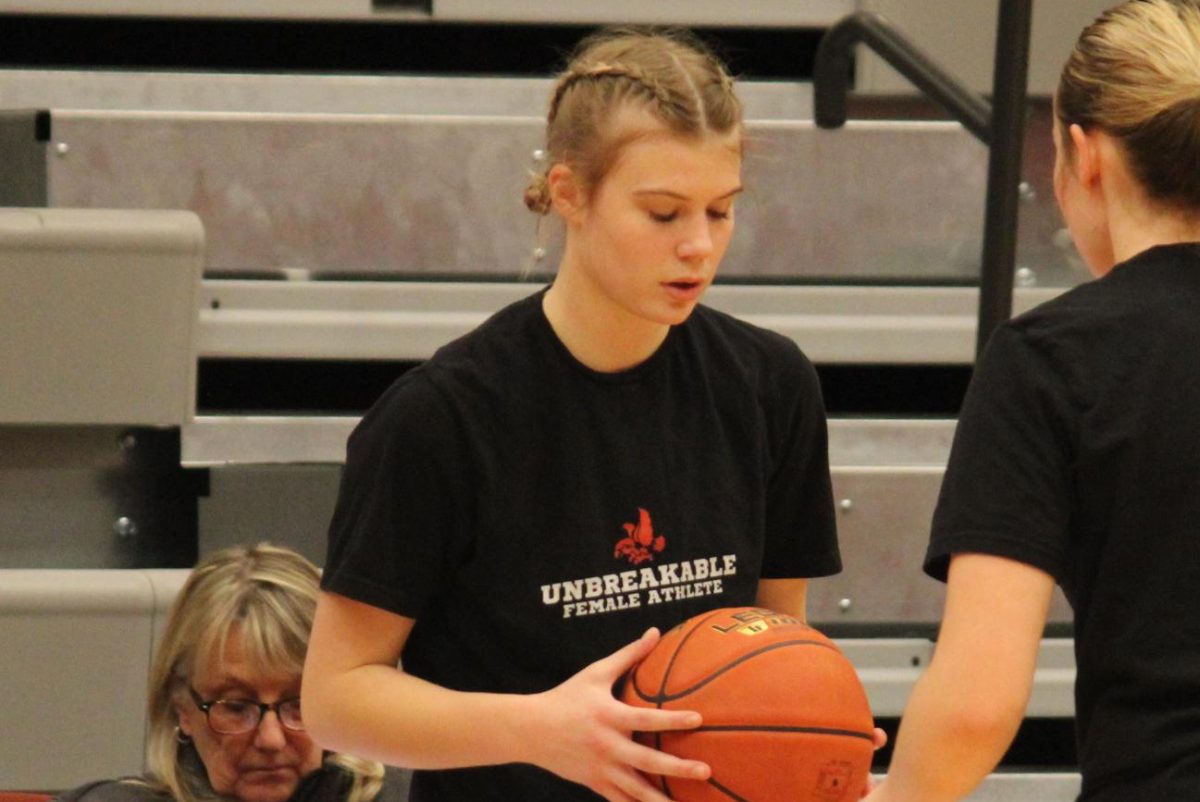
top-left (528, 627), bottom-right (711, 802)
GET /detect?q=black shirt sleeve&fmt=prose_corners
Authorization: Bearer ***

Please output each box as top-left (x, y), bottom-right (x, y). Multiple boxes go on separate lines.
top-left (321, 369), bottom-right (476, 619)
top-left (925, 324), bottom-right (1076, 583)
top-left (761, 342), bottom-right (840, 579)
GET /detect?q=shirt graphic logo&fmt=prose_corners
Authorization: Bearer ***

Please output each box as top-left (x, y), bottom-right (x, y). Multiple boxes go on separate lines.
top-left (614, 507), bottom-right (666, 565)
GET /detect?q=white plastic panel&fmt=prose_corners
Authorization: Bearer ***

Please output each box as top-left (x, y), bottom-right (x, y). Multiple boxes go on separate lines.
top-left (433, 0), bottom-right (854, 26)
top-left (0, 71), bottom-right (813, 121)
top-left (0, 0), bottom-right (426, 20)
top-left (190, 281), bottom-right (1063, 365)
top-left (0, 0), bottom-right (852, 25)
top-left (0, 208), bottom-right (203, 425)
top-left (0, 570), bottom-right (156, 790)
top-left (43, 112), bottom-right (1013, 283)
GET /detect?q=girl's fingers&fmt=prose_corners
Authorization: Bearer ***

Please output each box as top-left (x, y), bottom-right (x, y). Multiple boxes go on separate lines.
top-left (591, 627), bottom-right (660, 679)
top-left (613, 737), bottom-right (711, 783)
top-left (609, 766), bottom-right (672, 802)
top-left (621, 706), bottom-right (702, 733)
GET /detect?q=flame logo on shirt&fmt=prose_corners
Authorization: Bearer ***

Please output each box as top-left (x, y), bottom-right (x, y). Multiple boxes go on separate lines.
top-left (614, 507), bottom-right (666, 565)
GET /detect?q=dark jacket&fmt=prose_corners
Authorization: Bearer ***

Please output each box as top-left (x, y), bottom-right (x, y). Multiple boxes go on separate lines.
top-left (54, 754), bottom-right (410, 802)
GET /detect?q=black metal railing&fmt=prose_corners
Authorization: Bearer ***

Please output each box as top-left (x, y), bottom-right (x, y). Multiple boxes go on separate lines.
top-left (814, 2), bottom-right (1033, 358)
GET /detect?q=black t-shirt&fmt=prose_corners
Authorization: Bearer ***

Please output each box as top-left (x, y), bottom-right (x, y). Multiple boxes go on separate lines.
top-left (926, 243), bottom-right (1200, 801)
top-left (323, 289), bottom-right (840, 801)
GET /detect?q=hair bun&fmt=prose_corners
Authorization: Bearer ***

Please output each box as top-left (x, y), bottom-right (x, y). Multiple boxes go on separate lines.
top-left (524, 173), bottom-right (552, 215)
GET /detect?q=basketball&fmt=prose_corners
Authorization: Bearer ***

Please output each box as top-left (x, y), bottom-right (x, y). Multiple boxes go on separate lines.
top-left (619, 606), bottom-right (874, 802)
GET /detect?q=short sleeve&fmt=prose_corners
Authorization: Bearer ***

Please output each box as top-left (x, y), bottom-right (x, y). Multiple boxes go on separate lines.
top-left (321, 369), bottom-right (476, 618)
top-left (925, 325), bottom-right (1076, 582)
top-left (761, 344), bottom-right (840, 579)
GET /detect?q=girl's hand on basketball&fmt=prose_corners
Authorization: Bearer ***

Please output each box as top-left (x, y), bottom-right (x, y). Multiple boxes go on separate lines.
top-left (527, 627), bottom-right (711, 802)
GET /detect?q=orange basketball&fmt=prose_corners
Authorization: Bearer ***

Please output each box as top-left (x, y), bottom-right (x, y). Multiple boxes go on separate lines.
top-left (619, 606), bottom-right (874, 802)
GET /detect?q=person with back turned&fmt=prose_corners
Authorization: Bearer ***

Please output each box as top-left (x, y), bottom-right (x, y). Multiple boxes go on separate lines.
top-left (866, 2), bottom-right (1200, 800)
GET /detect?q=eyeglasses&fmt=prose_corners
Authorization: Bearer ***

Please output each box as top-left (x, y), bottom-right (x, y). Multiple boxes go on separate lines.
top-left (188, 686), bottom-right (304, 735)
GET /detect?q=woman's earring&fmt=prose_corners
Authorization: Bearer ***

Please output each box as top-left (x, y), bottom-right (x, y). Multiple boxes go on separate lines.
top-left (524, 221), bottom-right (548, 278)
top-left (175, 726), bottom-right (192, 745)
top-left (523, 147), bottom-right (553, 277)
top-left (528, 195), bottom-right (550, 277)
top-left (533, 243), bottom-right (547, 264)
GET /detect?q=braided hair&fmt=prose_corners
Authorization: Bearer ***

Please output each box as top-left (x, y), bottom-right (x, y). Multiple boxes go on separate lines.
top-left (524, 27), bottom-right (743, 215)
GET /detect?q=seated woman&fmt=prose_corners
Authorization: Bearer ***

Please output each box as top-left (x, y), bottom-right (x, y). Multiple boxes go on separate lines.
top-left (54, 544), bottom-right (409, 802)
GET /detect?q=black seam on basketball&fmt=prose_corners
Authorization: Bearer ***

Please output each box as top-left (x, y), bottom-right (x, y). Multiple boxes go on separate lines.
top-left (652, 638), bottom-right (839, 702)
top-left (706, 777), bottom-right (751, 801)
top-left (696, 724), bottom-right (875, 741)
top-left (656, 608), bottom-right (735, 701)
top-left (628, 682), bottom-right (658, 704)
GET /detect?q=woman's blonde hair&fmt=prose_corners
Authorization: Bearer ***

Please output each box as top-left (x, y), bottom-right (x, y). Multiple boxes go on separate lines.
top-left (1057, 0), bottom-right (1200, 210)
top-left (524, 26), bottom-right (743, 214)
top-left (143, 543), bottom-right (385, 802)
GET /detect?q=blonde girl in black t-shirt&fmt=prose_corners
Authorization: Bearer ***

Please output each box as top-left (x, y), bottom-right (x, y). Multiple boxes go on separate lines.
top-left (302, 26), bottom-right (869, 802)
